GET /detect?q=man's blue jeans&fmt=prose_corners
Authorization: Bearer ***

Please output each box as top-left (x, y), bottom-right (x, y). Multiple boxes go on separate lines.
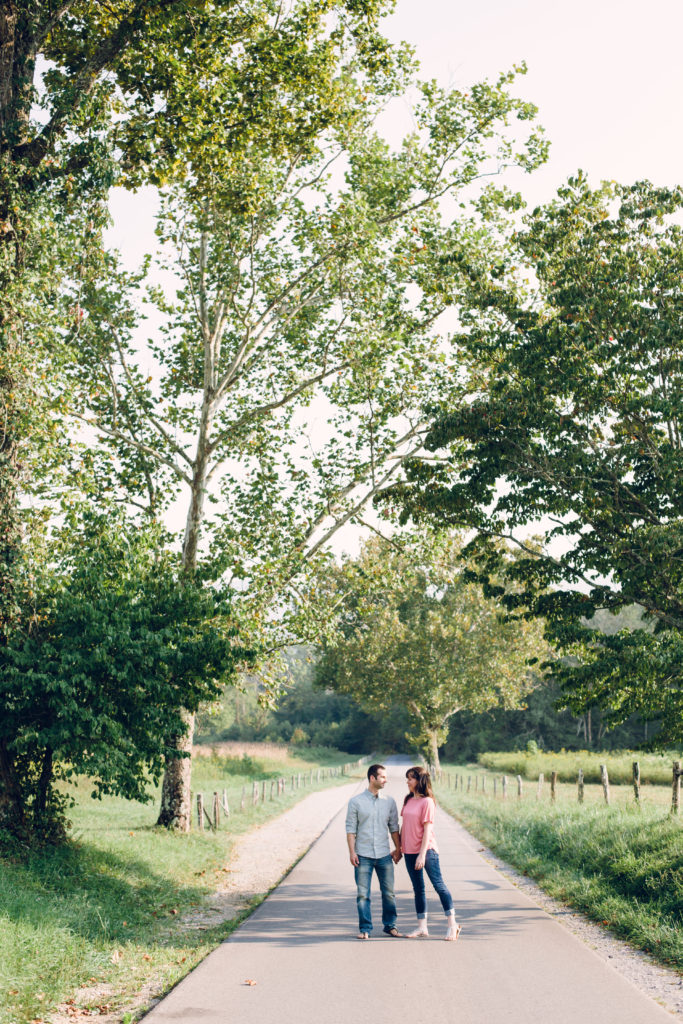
top-left (404, 850), bottom-right (454, 918)
top-left (354, 854), bottom-right (397, 933)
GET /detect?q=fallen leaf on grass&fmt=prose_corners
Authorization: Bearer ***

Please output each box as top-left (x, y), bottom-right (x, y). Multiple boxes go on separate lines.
top-left (244, 980), bottom-right (257, 986)
top-left (169, 908), bottom-right (178, 915)
top-left (142, 954), bottom-right (152, 962)
top-left (176, 957), bottom-right (187, 964)
top-left (36, 993), bottom-right (45, 1002)
top-left (110, 951), bottom-right (123, 964)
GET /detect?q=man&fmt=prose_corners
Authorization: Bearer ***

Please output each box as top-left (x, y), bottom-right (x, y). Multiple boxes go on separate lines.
top-left (345, 763), bottom-right (403, 939)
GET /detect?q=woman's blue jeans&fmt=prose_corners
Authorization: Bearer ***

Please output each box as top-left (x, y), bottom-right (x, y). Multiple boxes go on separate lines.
top-left (354, 854), bottom-right (397, 933)
top-left (404, 850), bottom-right (453, 918)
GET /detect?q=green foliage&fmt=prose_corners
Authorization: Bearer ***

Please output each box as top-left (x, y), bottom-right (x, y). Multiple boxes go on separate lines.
top-left (0, 511), bottom-right (247, 842)
top-left (438, 784), bottom-right (683, 970)
top-left (195, 645), bottom-right (414, 753)
top-left (392, 176), bottom-right (683, 745)
top-left (477, 749), bottom-right (681, 786)
top-left (0, 747), bottom-right (354, 1024)
top-left (315, 532), bottom-right (549, 763)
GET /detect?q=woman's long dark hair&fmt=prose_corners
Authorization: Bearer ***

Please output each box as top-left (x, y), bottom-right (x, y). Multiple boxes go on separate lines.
top-left (402, 766), bottom-right (435, 809)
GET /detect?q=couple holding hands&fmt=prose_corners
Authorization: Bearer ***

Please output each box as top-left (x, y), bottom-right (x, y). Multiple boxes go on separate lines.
top-left (345, 763), bottom-right (462, 941)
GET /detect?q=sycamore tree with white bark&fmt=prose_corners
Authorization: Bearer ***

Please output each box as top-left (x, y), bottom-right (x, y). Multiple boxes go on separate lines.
top-left (65, 56), bottom-right (547, 827)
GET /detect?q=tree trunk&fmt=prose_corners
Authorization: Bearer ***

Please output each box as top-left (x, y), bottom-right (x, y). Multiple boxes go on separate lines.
top-left (0, 737), bottom-right (26, 835)
top-left (157, 418), bottom-right (212, 829)
top-left (35, 745), bottom-right (53, 816)
top-left (427, 730), bottom-right (441, 772)
top-left (156, 710), bottom-right (195, 830)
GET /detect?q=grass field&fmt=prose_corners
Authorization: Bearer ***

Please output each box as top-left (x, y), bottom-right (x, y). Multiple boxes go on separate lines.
top-left (477, 749), bottom-right (683, 786)
top-left (0, 745), bottom-right (362, 1024)
top-left (435, 761), bottom-right (683, 973)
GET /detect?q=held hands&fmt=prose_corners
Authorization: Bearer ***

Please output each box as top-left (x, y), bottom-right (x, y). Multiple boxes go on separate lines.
top-left (392, 849), bottom-right (402, 864)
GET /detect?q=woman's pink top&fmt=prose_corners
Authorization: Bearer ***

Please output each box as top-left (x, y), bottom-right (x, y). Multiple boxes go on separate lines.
top-left (400, 795), bottom-right (438, 855)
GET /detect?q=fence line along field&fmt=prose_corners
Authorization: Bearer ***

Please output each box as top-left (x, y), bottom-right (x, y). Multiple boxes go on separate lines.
top-left (477, 749), bottom-right (683, 787)
top-left (432, 759), bottom-right (682, 814)
top-left (433, 751), bottom-right (683, 975)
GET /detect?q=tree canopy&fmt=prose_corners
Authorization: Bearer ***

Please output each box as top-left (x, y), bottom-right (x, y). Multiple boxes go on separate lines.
top-left (315, 532), bottom-right (548, 766)
top-left (391, 177), bottom-right (683, 745)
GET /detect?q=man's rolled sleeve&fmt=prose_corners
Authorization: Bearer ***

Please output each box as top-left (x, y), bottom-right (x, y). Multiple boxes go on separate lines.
top-left (388, 798), bottom-right (399, 835)
top-left (345, 799), bottom-right (358, 836)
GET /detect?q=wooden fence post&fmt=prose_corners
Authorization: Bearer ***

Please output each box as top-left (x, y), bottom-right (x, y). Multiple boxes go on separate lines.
top-left (632, 762), bottom-right (641, 805)
top-left (252, 780), bottom-right (259, 805)
top-left (467, 776), bottom-right (471, 793)
top-left (516, 774), bottom-right (523, 799)
top-left (482, 776), bottom-right (486, 794)
top-left (600, 764), bottom-right (610, 805)
top-left (261, 780), bottom-right (266, 802)
top-left (672, 761), bottom-right (681, 815)
top-left (502, 776), bottom-right (508, 800)
top-left (240, 785), bottom-right (246, 811)
top-left (221, 789), bottom-right (230, 817)
top-left (537, 773), bottom-right (544, 799)
top-left (212, 792), bottom-right (220, 829)
top-left (550, 771), bottom-right (557, 802)
top-left (197, 793), bottom-right (204, 831)
top-left (474, 776), bottom-right (478, 793)
top-left (493, 777), bottom-right (497, 798)
top-left (270, 780), bottom-right (275, 801)
top-left (577, 769), bottom-right (584, 804)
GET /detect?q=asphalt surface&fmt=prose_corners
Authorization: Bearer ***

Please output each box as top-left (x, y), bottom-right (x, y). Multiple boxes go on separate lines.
top-left (144, 759), bottom-right (674, 1024)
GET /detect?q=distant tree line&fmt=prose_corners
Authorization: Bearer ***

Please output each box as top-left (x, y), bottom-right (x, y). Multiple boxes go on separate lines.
top-left (196, 642), bottom-right (656, 763)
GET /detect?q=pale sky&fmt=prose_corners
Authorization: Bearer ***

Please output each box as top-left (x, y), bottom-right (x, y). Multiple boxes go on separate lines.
top-left (383, 0), bottom-right (683, 202)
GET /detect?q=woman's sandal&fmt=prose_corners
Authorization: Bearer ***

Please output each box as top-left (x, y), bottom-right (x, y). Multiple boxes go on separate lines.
top-left (445, 923), bottom-right (462, 942)
top-left (382, 926), bottom-right (404, 937)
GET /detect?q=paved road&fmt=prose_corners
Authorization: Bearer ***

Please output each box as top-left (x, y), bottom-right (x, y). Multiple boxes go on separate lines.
top-left (145, 760), bottom-right (673, 1024)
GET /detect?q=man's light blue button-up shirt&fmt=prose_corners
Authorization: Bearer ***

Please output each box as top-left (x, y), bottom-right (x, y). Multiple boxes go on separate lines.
top-left (345, 788), bottom-right (399, 858)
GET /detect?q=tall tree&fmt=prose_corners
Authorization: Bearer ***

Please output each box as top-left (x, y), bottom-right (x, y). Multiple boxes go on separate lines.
top-left (315, 532), bottom-right (548, 767)
top-left (0, 0), bottom-right (397, 630)
top-left (0, 0), bottom-right (406, 827)
top-left (391, 176), bottom-right (683, 745)
top-left (69, 62), bottom-right (547, 825)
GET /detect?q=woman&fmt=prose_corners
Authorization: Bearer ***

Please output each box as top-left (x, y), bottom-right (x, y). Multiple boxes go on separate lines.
top-left (401, 766), bottom-right (461, 940)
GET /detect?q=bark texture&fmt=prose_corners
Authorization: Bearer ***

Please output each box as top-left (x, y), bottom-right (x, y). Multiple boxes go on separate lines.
top-left (156, 710), bottom-right (195, 831)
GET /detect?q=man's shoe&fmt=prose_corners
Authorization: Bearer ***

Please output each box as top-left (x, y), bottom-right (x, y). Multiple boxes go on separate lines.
top-left (382, 926), bottom-right (404, 937)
